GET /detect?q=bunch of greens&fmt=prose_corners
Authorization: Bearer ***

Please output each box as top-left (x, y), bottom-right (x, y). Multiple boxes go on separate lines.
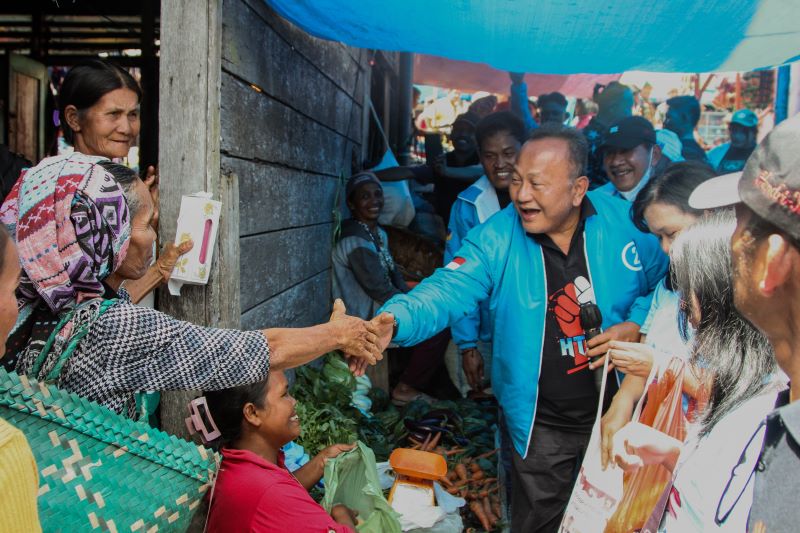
top-left (291, 354), bottom-right (360, 456)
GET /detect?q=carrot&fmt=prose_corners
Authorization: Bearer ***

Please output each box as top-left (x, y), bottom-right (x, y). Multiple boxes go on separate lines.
top-left (474, 448), bottom-right (499, 461)
top-left (421, 433), bottom-right (432, 451)
top-left (491, 495), bottom-right (502, 519)
top-left (482, 496), bottom-right (498, 528)
top-left (409, 437), bottom-right (423, 446)
top-left (439, 475), bottom-right (453, 487)
top-left (469, 462), bottom-right (481, 473)
top-left (427, 432), bottom-right (442, 451)
top-left (478, 489), bottom-right (489, 499)
top-left (445, 447), bottom-right (466, 456)
top-left (470, 500), bottom-right (492, 531)
top-left (471, 470), bottom-right (486, 481)
top-left (454, 463), bottom-right (469, 482)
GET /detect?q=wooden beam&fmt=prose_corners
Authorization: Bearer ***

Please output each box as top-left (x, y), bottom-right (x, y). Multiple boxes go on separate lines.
top-left (157, 0), bottom-right (231, 440)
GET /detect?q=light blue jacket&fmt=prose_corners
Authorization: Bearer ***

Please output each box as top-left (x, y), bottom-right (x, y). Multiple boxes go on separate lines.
top-left (707, 142), bottom-right (729, 172)
top-left (445, 176), bottom-right (499, 350)
top-left (381, 191), bottom-right (668, 457)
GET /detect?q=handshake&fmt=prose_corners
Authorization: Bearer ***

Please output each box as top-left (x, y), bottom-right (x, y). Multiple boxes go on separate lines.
top-left (327, 299), bottom-right (395, 376)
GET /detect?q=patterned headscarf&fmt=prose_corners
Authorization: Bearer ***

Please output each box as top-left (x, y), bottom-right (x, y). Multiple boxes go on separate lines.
top-left (0, 152), bottom-right (131, 316)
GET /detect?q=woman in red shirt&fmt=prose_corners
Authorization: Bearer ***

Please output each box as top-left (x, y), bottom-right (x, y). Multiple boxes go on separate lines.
top-left (201, 370), bottom-right (358, 532)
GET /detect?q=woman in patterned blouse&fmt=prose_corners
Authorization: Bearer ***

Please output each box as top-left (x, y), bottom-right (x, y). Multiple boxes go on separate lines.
top-left (0, 153), bottom-right (389, 418)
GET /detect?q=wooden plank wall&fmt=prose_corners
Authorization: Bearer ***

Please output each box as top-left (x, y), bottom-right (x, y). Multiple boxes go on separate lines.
top-left (220, 0), bottom-right (369, 330)
top-left (157, 0), bottom-right (228, 438)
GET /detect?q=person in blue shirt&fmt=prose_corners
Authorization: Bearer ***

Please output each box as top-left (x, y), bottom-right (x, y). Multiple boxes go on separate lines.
top-left (446, 111), bottom-right (527, 392)
top-left (509, 72), bottom-right (538, 134)
top-left (706, 108), bottom-right (758, 174)
top-left (370, 124), bottom-right (667, 532)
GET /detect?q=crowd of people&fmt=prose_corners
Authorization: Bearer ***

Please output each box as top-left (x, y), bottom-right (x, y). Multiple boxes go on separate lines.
top-left (0, 56), bottom-right (796, 533)
top-left (329, 76), bottom-right (798, 533)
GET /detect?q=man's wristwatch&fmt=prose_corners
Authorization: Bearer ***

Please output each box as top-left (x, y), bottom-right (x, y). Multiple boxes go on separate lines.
top-left (392, 319), bottom-right (398, 338)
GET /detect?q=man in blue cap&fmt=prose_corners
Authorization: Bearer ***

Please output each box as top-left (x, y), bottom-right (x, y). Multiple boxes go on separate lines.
top-left (706, 109), bottom-right (759, 173)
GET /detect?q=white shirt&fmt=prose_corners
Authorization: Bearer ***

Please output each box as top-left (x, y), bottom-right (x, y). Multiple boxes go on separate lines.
top-left (661, 386), bottom-right (783, 532)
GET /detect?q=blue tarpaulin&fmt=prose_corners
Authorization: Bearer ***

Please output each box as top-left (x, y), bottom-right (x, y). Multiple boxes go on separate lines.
top-left (265, 0), bottom-right (800, 74)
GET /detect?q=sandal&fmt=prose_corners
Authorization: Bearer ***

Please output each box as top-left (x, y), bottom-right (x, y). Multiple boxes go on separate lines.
top-left (391, 392), bottom-right (435, 407)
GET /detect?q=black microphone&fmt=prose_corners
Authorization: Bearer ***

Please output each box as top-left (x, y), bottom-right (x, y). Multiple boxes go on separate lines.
top-left (579, 302), bottom-right (605, 393)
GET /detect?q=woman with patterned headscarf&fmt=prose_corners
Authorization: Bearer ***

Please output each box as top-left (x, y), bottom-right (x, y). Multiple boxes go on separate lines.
top-left (0, 153), bottom-right (389, 418)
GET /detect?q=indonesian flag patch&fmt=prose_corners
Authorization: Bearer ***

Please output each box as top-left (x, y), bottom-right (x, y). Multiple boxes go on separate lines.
top-left (446, 257), bottom-right (466, 270)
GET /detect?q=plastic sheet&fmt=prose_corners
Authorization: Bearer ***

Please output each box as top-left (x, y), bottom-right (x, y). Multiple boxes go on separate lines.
top-left (265, 0), bottom-right (799, 74)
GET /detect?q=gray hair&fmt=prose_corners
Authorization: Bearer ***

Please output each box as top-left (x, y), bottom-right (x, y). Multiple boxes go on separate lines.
top-left (98, 161), bottom-right (141, 216)
top-left (670, 209), bottom-right (776, 435)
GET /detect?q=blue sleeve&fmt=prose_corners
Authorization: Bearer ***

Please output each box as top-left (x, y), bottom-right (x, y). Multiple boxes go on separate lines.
top-left (627, 234), bottom-right (668, 326)
top-left (445, 202), bottom-right (482, 349)
top-left (445, 200), bottom-right (472, 264)
top-left (510, 81), bottom-right (538, 134)
top-left (380, 231), bottom-right (493, 347)
top-left (639, 279), bottom-right (666, 335)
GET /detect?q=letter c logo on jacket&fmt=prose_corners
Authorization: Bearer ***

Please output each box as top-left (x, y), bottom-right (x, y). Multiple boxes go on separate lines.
top-left (621, 242), bottom-right (642, 272)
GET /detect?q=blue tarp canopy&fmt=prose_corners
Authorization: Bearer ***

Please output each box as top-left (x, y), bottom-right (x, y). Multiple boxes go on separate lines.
top-left (265, 0), bottom-right (800, 74)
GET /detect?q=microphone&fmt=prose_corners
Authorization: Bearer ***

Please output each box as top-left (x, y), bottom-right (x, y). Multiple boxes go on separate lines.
top-left (579, 302), bottom-right (605, 393)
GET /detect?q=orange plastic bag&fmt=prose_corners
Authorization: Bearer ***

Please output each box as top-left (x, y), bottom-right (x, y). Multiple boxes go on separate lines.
top-left (604, 358), bottom-right (687, 533)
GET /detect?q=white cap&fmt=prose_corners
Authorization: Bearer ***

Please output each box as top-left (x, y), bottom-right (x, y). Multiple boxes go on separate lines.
top-left (688, 172), bottom-right (742, 209)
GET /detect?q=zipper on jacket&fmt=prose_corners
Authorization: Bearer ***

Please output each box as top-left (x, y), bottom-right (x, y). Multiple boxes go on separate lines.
top-left (523, 245), bottom-right (548, 459)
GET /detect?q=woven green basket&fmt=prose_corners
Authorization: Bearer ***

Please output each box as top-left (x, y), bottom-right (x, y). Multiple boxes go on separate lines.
top-left (0, 368), bottom-right (217, 532)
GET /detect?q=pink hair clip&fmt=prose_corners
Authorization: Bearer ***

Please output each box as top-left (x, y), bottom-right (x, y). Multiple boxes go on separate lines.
top-left (185, 396), bottom-right (221, 444)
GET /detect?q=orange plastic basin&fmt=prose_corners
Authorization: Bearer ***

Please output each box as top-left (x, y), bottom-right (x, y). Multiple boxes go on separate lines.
top-left (389, 448), bottom-right (447, 480)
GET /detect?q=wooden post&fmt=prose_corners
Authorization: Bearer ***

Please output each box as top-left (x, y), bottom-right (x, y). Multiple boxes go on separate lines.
top-left (157, 0), bottom-right (238, 439)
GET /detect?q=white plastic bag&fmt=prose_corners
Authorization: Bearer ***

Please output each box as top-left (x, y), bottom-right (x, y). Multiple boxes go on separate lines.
top-left (560, 358), bottom-right (658, 533)
top-left (370, 149), bottom-right (415, 228)
top-left (560, 356), bottom-right (637, 532)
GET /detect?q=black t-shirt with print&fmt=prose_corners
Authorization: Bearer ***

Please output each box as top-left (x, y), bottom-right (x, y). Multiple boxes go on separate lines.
top-left (531, 199), bottom-right (600, 433)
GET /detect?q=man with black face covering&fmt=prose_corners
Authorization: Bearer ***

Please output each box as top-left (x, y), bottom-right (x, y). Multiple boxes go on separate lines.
top-left (707, 109), bottom-right (759, 173)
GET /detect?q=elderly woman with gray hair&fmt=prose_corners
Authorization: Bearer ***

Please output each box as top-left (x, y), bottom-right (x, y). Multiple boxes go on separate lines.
top-left (1, 153), bottom-right (389, 418)
top-left (609, 210), bottom-right (785, 531)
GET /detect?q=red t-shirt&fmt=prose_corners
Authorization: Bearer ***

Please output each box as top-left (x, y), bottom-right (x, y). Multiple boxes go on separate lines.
top-left (206, 448), bottom-right (354, 533)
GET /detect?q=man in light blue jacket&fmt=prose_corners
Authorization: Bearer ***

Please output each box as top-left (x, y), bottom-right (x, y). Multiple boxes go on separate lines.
top-left (446, 111), bottom-right (526, 392)
top-left (376, 125), bottom-right (667, 532)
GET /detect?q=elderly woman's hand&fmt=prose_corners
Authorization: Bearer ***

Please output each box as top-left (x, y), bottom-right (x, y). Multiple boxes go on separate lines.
top-left (612, 422), bottom-right (682, 473)
top-left (155, 239), bottom-right (194, 283)
top-left (143, 165), bottom-right (160, 231)
top-left (328, 299), bottom-right (385, 369)
top-left (607, 340), bottom-right (655, 378)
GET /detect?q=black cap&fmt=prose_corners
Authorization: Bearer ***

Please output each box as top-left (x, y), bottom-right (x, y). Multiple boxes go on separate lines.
top-left (689, 114), bottom-right (800, 243)
top-left (600, 116), bottom-right (656, 151)
top-left (346, 171), bottom-right (382, 200)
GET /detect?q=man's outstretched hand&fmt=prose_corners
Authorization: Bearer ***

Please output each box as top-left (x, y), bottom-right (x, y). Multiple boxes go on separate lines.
top-left (347, 312), bottom-right (394, 376)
